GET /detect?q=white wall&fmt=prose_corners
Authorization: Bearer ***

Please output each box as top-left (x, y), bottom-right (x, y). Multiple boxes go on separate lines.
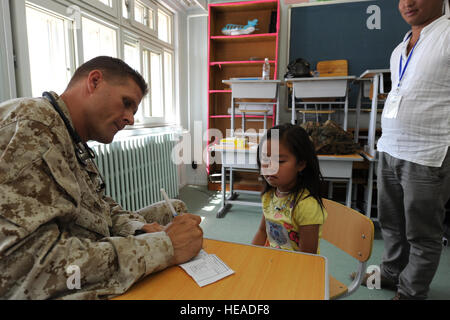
top-left (173, 7), bottom-right (190, 188)
top-left (184, 13), bottom-right (209, 186)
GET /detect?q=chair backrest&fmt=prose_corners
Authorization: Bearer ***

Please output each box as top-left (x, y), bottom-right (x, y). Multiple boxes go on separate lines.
top-left (316, 60), bottom-right (348, 77)
top-left (322, 199), bottom-right (374, 262)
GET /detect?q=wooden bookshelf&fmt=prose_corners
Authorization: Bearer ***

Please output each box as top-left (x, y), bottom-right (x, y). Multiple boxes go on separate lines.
top-left (207, 0), bottom-right (280, 190)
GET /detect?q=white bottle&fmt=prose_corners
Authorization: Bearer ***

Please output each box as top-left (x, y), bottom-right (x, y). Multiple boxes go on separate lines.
top-left (262, 58), bottom-right (270, 80)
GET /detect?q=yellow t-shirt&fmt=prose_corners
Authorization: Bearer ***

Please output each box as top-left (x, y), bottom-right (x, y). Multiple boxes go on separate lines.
top-left (262, 189), bottom-right (327, 254)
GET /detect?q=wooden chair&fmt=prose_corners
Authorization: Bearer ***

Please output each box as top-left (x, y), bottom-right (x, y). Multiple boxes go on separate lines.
top-left (322, 198), bottom-right (374, 299)
top-left (316, 59), bottom-right (348, 77)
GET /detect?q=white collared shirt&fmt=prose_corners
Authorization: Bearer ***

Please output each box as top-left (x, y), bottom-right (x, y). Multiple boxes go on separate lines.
top-left (377, 15), bottom-right (450, 167)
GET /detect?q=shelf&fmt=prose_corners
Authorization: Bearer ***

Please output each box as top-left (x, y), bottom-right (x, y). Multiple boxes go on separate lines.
top-left (210, 60), bottom-right (275, 66)
top-left (207, 0), bottom-right (280, 175)
top-left (210, 33), bottom-right (276, 42)
top-left (210, 115), bottom-right (274, 119)
top-left (209, 90), bottom-right (232, 93)
top-left (209, 0), bottom-right (278, 13)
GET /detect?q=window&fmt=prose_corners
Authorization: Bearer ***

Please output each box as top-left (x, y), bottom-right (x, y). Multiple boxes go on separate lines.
top-left (81, 0), bottom-right (118, 17)
top-left (134, 0), bottom-right (154, 30)
top-left (141, 48), bottom-right (162, 118)
top-left (149, 51), bottom-right (163, 117)
top-left (122, 0), bottom-right (129, 18)
top-left (98, 0), bottom-right (113, 7)
top-left (121, 2), bottom-right (175, 125)
top-left (158, 8), bottom-right (171, 43)
top-left (25, 4), bottom-right (73, 97)
top-left (136, 48), bottom-right (174, 123)
top-left (82, 16), bottom-right (117, 61)
top-left (163, 51), bottom-right (174, 121)
top-left (123, 41), bottom-right (140, 71)
top-left (15, 0), bottom-right (176, 126)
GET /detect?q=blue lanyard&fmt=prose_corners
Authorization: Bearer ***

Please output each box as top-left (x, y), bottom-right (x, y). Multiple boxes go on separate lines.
top-left (398, 33), bottom-right (419, 88)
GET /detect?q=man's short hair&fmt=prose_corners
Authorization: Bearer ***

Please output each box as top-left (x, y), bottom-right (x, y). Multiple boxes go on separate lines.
top-left (68, 56), bottom-right (148, 96)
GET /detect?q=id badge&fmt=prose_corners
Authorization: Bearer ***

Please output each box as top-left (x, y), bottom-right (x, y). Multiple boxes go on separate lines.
top-left (383, 92), bottom-right (402, 119)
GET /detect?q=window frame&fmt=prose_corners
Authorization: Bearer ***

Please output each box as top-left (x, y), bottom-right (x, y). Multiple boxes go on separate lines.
top-left (122, 32), bottom-right (141, 70)
top-left (139, 40), bottom-right (164, 124)
top-left (80, 0), bottom-right (119, 18)
top-left (79, 11), bottom-right (120, 62)
top-left (129, 0), bottom-right (158, 38)
top-left (157, 6), bottom-right (173, 45)
top-left (11, 0), bottom-right (176, 128)
top-left (120, 30), bottom-right (176, 126)
top-left (162, 49), bottom-right (176, 123)
top-left (0, 0), bottom-right (17, 101)
top-left (25, 3), bottom-right (76, 97)
top-left (14, 0), bottom-right (79, 97)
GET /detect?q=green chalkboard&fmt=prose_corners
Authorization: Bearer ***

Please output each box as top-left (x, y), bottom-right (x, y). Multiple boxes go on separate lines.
top-left (289, 0), bottom-right (410, 79)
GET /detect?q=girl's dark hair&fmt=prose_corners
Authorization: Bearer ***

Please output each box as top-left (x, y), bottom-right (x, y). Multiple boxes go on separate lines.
top-left (257, 123), bottom-right (324, 209)
top-left (67, 56), bottom-right (148, 96)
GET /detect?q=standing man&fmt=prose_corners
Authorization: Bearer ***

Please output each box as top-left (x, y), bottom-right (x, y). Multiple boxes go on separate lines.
top-left (376, 0), bottom-right (450, 299)
top-left (0, 56), bottom-right (203, 299)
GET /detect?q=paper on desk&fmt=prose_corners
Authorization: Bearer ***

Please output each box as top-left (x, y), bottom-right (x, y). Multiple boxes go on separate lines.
top-left (179, 249), bottom-right (235, 287)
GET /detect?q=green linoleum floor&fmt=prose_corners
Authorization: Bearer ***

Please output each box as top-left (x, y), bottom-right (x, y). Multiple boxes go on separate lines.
top-left (179, 184), bottom-right (450, 300)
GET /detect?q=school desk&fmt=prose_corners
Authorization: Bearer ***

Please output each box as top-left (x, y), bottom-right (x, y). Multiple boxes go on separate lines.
top-left (113, 238), bottom-right (329, 300)
top-left (359, 151), bottom-right (378, 219)
top-left (357, 69), bottom-right (389, 218)
top-left (210, 143), bottom-right (261, 218)
top-left (358, 69), bottom-right (390, 158)
top-left (222, 79), bottom-right (282, 134)
top-left (318, 153), bottom-right (364, 208)
top-left (285, 76), bottom-right (356, 130)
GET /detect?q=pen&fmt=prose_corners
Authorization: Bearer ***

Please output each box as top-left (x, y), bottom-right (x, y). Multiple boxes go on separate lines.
top-left (161, 188), bottom-right (178, 217)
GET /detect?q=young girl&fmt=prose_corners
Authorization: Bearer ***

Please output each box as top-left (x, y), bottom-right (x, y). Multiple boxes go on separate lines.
top-left (252, 123), bottom-right (327, 254)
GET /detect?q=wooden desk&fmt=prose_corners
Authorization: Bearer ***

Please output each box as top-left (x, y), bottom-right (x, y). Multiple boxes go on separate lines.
top-left (285, 76), bottom-right (356, 130)
top-left (113, 238), bottom-right (329, 300)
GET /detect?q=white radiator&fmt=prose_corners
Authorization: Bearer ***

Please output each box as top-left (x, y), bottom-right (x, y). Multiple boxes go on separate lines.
top-left (90, 133), bottom-right (179, 211)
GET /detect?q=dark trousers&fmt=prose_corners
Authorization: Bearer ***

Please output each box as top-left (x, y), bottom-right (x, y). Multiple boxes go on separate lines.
top-left (377, 150), bottom-right (450, 299)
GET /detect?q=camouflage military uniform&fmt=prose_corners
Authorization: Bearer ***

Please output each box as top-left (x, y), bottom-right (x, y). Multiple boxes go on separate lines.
top-left (0, 92), bottom-right (186, 299)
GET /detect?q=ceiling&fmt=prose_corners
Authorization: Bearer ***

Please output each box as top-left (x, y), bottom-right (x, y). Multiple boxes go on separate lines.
top-left (179, 0), bottom-right (207, 11)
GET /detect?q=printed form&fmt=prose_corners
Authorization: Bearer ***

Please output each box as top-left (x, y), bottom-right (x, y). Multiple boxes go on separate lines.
top-left (179, 250), bottom-right (235, 287)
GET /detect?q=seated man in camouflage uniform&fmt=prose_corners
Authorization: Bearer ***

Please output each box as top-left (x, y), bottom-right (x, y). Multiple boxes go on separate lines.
top-left (0, 56), bottom-right (203, 299)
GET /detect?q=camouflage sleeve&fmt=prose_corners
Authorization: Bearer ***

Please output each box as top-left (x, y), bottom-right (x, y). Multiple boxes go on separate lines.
top-left (136, 199), bottom-right (187, 225)
top-left (0, 216), bottom-right (173, 299)
top-left (107, 197), bottom-right (187, 236)
top-left (105, 196), bottom-right (147, 236)
top-left (0, 117), bottom-right (174, 299)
